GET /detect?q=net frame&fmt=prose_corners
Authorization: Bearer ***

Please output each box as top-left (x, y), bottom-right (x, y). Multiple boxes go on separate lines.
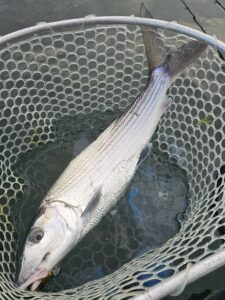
top-left (0, 15), bottom-right (225, 300)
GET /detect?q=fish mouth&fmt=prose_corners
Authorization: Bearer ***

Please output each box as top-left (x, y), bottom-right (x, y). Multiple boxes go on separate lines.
top-left (18, 268), bottom-right (49, 291)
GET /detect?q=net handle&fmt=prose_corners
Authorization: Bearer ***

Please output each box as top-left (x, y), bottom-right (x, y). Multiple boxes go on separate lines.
top-left (0, 15), bottom-right (225, 53)
top-left (133, 247), bottom-right (225, 300)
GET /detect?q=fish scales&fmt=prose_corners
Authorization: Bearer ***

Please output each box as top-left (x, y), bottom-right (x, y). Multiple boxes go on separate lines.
top-left (44, 74), bottom-right (168, 202)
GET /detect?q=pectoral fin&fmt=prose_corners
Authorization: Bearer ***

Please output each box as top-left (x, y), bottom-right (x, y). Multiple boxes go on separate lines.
top-left (81, 188), bottom-right (102, 217)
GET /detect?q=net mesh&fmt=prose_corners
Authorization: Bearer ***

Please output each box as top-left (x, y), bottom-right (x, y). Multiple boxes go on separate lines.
top-left (0, 21), bottom-right (225, 299)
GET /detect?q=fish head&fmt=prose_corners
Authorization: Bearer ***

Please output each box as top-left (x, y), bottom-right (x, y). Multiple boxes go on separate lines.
top-left (17, 204), bottom-right (81, 290)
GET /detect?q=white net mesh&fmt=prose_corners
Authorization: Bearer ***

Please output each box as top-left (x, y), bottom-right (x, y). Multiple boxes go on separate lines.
top-left (0, 20), bottom-right (225, 299)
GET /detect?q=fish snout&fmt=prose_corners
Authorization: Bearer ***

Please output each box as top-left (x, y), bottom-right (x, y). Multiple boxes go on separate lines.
top-left (17, 264), bottom-right (48, 290)
top-left (17, 258), bottom-right (30, 286)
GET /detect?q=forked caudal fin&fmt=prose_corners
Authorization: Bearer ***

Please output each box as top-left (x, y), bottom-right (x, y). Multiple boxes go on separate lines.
top-left (140, 3), bottom-right (207, 79)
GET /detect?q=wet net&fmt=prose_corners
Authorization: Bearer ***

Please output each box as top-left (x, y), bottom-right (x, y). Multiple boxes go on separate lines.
top-left (0, 17), bottom-right (225, 300)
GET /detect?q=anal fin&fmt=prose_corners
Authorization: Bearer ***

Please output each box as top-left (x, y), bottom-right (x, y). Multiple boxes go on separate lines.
top-left (137, 142), bottom-right (152, 168)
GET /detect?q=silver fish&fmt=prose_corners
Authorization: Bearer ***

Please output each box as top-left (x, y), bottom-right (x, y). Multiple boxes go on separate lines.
top-left (17, 4), bottom-right (207, 290)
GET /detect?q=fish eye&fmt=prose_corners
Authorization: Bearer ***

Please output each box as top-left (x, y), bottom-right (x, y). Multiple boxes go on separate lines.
top-left (28, 227), bottom-right (44, 244)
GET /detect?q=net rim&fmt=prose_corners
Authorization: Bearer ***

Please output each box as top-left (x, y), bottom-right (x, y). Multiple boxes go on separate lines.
top-left (134, 247), bottom-right (225, 300)
top-left (0, 15), bottom-right (224, 300)
top-left (0, 15), bottom-right (225, 52)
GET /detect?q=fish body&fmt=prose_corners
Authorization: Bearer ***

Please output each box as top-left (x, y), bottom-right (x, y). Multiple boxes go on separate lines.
top-left (43, 67), bottom-right (170, 236)
top-left (17, 4), bottom-right (207, 290)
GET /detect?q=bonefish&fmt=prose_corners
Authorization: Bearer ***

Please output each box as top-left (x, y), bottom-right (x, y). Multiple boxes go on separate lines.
top-left (17, 4), bottom-right (207, 290)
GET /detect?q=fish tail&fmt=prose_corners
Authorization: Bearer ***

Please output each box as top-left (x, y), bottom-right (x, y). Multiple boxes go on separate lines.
top-left (140, 3), bottom-right (207, 79)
